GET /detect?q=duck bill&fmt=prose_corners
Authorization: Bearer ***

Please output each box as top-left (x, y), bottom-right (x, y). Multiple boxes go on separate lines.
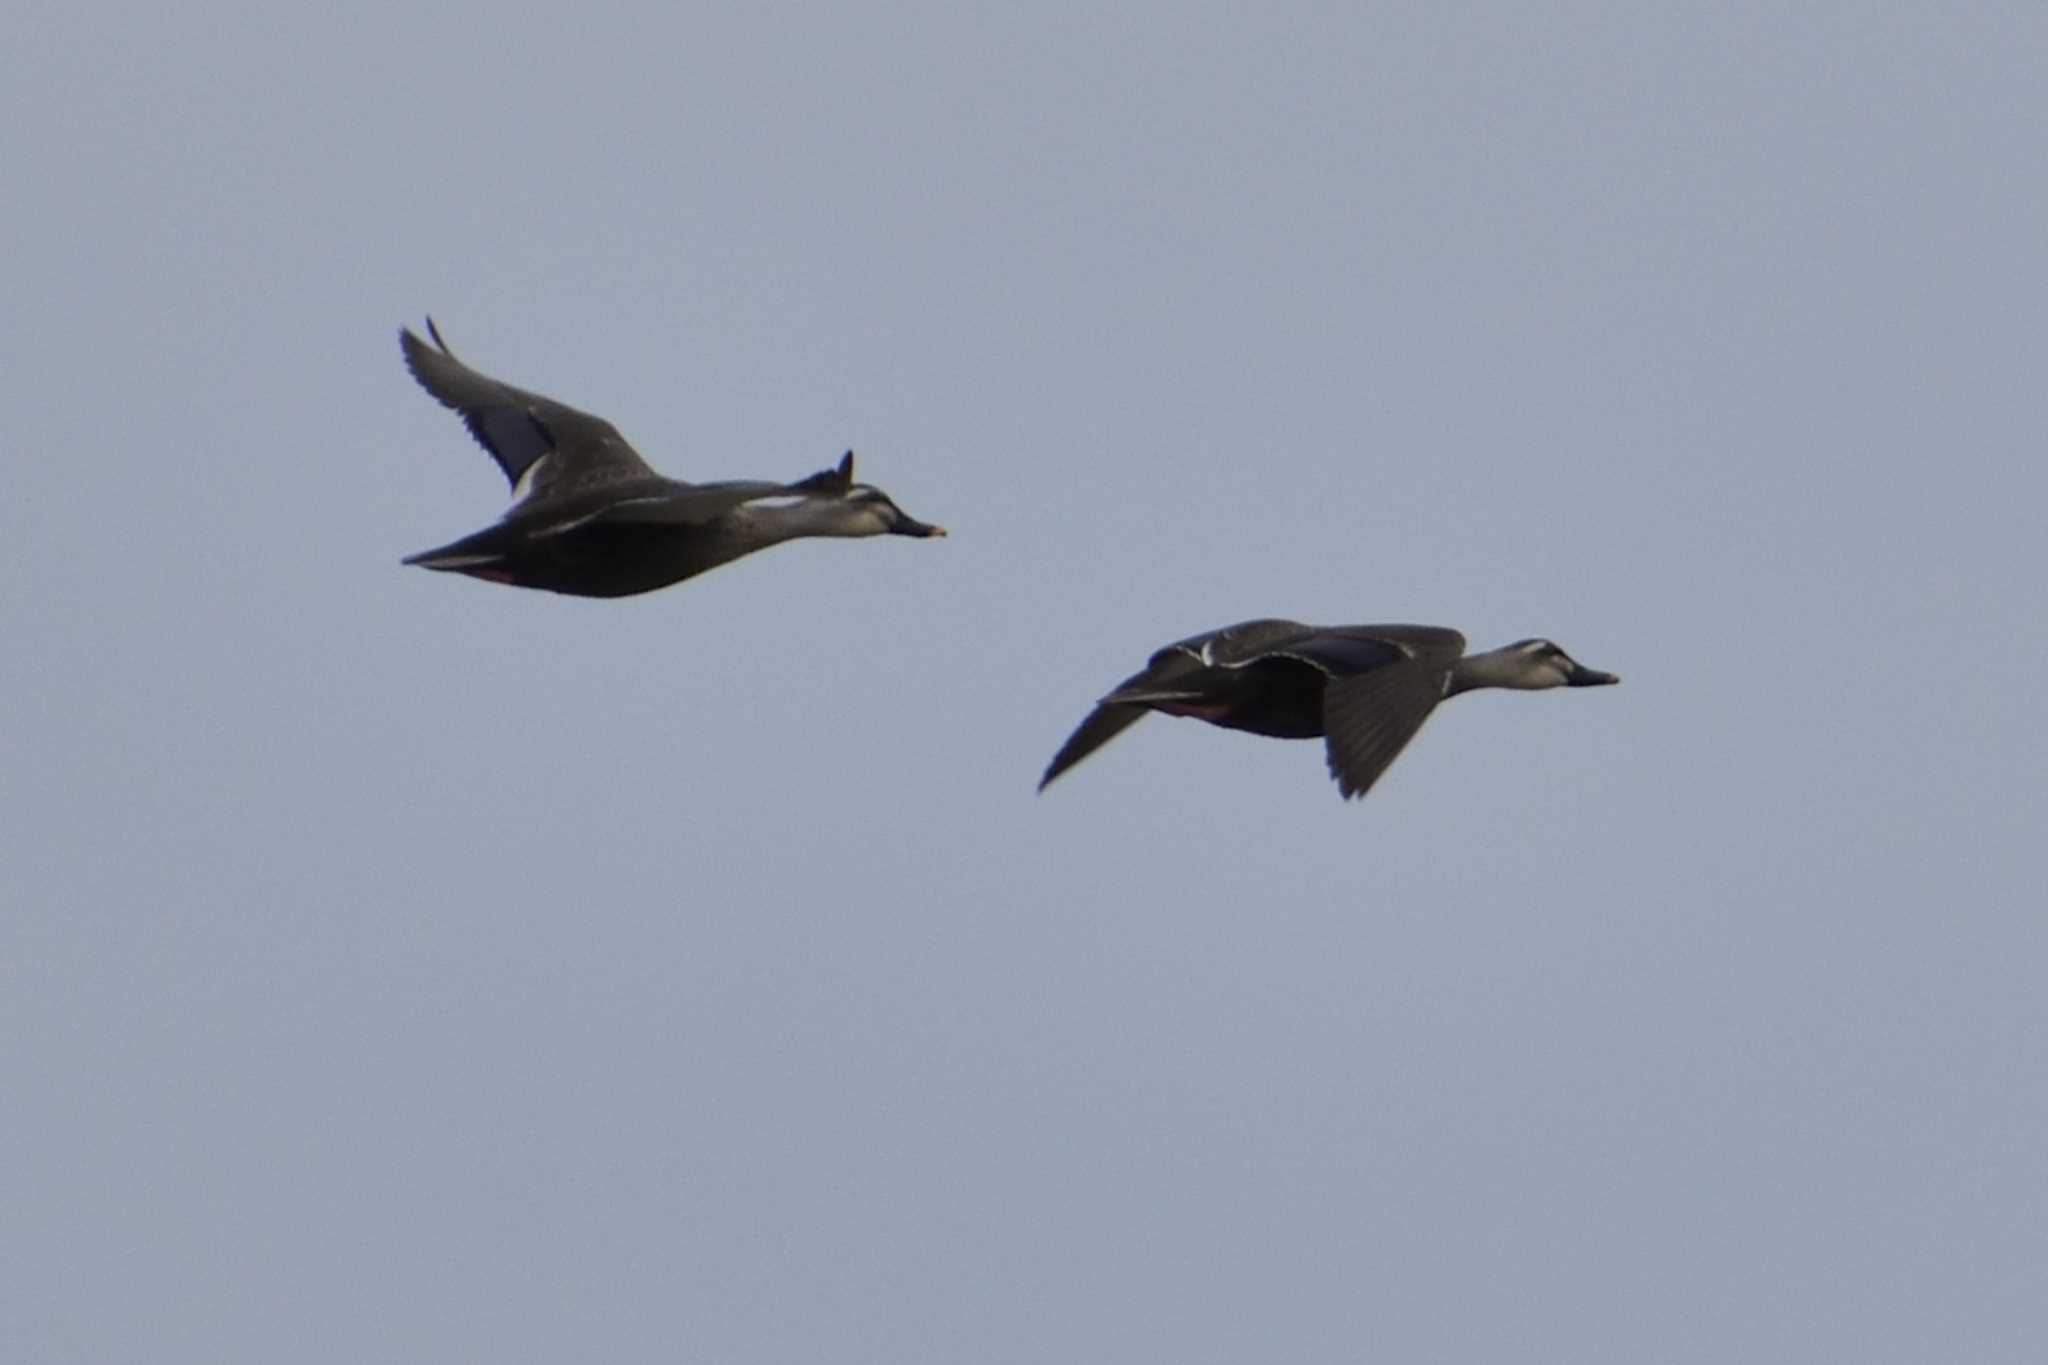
top-left (1566, 663), bottom-right (1620, 686)
top-left (891, 516), bottom-right (947, 538)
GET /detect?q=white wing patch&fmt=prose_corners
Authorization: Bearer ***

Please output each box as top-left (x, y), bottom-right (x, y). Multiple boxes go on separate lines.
top-left (510, 453), bottom-right (550, 505)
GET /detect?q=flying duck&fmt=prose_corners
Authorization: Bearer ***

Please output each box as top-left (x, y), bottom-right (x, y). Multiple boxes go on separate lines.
top-left (399, 319), bottom-right (944, 598)
top-left (1039, 619), bottom-right (1618, 800)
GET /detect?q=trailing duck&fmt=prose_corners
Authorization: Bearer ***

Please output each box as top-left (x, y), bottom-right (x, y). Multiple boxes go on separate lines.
top-left (399, 319), bottom-right (944, 598)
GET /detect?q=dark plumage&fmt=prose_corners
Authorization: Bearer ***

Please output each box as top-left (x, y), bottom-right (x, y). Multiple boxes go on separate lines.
top-left (399, 319), bottom-right (943, 598)
top-left (1040, 619), bottom-right (1618, 800)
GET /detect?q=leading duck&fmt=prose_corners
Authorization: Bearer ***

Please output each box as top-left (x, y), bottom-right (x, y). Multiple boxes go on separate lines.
top-left (399, 319), bottom-right (945, 597)
top-left (1040, 619), bottom-right (1618, 801)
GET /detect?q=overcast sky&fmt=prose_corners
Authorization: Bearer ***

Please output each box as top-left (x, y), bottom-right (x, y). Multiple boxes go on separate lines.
top-left (5, 4), bottom-right (2045, 1361)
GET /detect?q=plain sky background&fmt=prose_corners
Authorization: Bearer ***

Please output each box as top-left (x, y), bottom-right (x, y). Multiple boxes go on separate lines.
top-left (5, 4), bottom-right (2045, 1361)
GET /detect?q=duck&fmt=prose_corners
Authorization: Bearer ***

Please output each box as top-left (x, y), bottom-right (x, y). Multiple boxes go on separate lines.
top-left (398, 319), bottom-right (945, 598)
top-left (1039, 619), bottom-right (1618, 800)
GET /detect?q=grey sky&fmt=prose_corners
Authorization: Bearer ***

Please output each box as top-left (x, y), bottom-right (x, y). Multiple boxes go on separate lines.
top-left (5, 4), bottom-right (2045, 1361)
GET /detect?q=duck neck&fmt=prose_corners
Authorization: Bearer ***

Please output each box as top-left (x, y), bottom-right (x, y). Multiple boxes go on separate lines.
top-left (1443, 645), bottom-right (1526, 698)
top-left (744, 499), bottom-right (858, 544)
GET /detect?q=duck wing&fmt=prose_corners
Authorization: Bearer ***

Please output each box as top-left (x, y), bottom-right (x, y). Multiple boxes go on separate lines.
top-left (1037, 702), bottom-right (1151, 792)
top-left (573, 451), bottom-right (856, 529)
top-left (564, 480), bottom-right (800, 528)
top-left (1037, 642), bottom-right (1217, 791)
top-left (1314, 627), bottom-right (1466, 799)
top-left (401, 319), bottom-right (659, 504)
top-left (1165, 618), bottom-right (1316, 668)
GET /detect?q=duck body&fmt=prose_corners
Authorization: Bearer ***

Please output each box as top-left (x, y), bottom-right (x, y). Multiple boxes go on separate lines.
top-left (1099, 619), bottom-right (1376, 740)
top-left (403, 474), bottom-right (850, 599)
top-left (398, 320), bottom-right (943, 599)
top-left (1040, 619), bottom-right (1617, 801)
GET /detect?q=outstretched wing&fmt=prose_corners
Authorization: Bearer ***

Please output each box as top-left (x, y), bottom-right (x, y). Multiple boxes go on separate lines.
top-left (1167, 618), bottom-right (1314, 668)
top-left (1037, 702), bottom-right (1151, 792)
top-left (788, 451), bottom-right (855, 496)
top-left (1038, 646), bottom-right (1210, 791)
top-left (574, 480), bottom-right (811, 529)
top-left (509, 450), bottom-right (861, 538)
top-left (1316, 627), bottom-right (1466, 799)
top-left (400, 318), bottom-right (657, 501)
